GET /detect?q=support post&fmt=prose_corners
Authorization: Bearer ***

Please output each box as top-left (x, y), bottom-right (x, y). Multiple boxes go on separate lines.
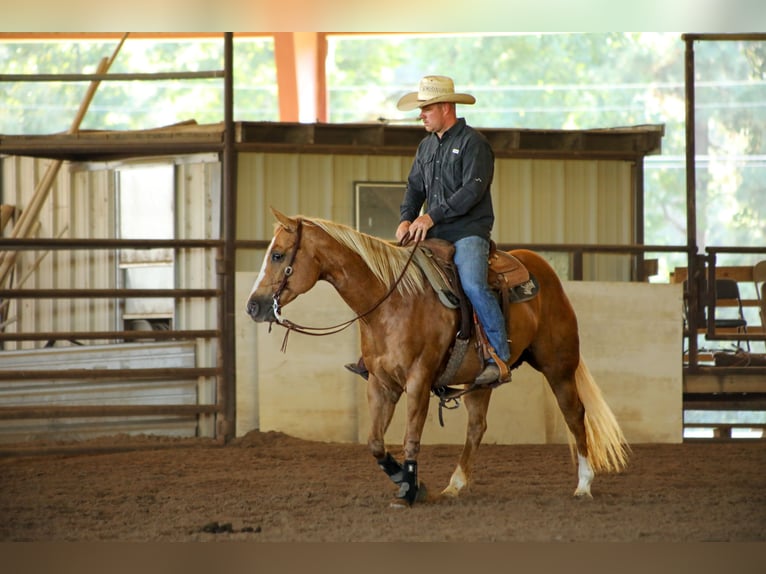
top-left (684, 35), bottom-right (700, 371)
top-left (218, 32), bottom-right (238, 442)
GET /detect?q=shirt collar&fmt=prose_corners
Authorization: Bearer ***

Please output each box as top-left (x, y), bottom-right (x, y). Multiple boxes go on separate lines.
top-left (436, 117), bottom-right (466, 141)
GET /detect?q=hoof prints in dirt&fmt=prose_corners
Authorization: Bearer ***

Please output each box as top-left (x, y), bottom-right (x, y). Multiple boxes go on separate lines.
top-left (200, 521), bottom-right (262, 535)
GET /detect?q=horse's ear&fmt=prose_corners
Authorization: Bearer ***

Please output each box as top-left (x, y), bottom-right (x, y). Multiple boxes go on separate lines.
top-left (270, 207), bottom-right (297, 232)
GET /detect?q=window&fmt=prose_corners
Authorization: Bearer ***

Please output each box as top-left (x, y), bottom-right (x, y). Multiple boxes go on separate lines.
top-left (116, 164), bottom-right (175, 330)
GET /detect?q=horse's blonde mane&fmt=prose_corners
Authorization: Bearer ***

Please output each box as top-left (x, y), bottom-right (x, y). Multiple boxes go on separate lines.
top-left (305, 217), bottom-right (426, 296)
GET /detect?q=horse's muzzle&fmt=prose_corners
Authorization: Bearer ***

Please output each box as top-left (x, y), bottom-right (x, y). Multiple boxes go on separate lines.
top-left (246, 296), bottom-right (276, 322)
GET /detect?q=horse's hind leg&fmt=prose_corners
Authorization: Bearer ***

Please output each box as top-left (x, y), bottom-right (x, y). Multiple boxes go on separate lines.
top-left (442, 387), bottom-right (492, 498)
top-left (546, 372), bottom-right (594, 498)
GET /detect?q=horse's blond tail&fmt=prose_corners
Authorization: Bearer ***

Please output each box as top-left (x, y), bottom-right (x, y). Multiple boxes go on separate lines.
top-left (573, 355), bottom-right (630, 473)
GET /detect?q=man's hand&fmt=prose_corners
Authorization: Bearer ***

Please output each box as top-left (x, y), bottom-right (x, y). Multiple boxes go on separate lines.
top-left (407, 214), bottom-right (434, 243)
top-left (396, 221), bottom-right (412, 244)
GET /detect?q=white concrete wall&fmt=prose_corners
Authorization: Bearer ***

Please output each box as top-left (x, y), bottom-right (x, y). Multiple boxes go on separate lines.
top-left (237, 272), bottom-right (683, 445)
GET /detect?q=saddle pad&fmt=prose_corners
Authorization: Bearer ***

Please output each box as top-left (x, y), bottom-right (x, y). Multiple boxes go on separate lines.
top-left (419, 238), bottom-right (455, 263)
top-left (414, 247), bottom-right (460, 309)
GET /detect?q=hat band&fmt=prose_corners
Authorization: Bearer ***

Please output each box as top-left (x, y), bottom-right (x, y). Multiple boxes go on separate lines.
top-left (418, 87), bottom-right (451, 100)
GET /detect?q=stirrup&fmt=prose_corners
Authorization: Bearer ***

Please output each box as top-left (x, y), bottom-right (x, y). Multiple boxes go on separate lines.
top-left (474, 363), bottom-right (500, 386)
top-left (474, 362), bottom-right (512, 387)
top-left (344, 359), bottom-right (369, 380)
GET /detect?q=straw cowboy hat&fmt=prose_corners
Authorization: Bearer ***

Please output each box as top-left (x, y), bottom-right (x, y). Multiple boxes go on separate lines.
top-left (396, 75), bottom-right (476, 111)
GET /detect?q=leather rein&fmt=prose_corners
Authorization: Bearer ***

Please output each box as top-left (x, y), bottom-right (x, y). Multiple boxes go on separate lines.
top-left (270, 218), bottom-right (420, 351)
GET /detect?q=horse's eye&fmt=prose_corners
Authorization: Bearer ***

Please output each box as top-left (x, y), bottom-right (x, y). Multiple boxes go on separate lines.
top-left (271, 252), bottom-right (284, 263)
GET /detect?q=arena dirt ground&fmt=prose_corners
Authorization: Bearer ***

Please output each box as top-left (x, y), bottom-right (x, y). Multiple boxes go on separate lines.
top-left (0, 431), bottom-right (764, 543)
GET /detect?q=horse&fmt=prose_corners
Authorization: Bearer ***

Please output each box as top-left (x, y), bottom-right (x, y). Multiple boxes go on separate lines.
top-left (246, 208), bottom-right (629, 506)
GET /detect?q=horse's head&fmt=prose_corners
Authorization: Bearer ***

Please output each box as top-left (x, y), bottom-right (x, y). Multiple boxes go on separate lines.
top-left (246, 208), bottom-right (322, 323)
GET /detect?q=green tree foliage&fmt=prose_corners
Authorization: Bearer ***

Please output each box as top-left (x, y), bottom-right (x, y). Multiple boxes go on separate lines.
top-left (692, 40), bottom-right (765, 256)
top-left (0, 37), bottom-right (278, 134)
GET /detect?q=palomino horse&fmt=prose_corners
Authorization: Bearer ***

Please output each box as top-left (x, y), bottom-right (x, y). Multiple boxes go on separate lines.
top-left (246, 209), bottom-right (629, 506)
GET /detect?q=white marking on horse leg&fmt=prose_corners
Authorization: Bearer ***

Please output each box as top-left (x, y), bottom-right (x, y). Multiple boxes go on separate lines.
top-left (248, 235), bottom-right (277, 298)
top-left (574, 453), bottom-right (594, 498)
top-left (441, 464), bottom-right (468, 498)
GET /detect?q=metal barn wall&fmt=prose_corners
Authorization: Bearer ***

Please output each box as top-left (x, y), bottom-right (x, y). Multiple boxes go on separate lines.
top-left (1, 156), bottom-right (116, 349)
top-left (174, 157), bottom-right (221, 436)
top-left (0, 154), bottom-right (221, 440)
top-left (0, 341), bottom-right (199, 442)
top-left (236, 152), bottom-right (634, 281)
top-left (1, 155), bottom-right (222, 344)
top-left (493, 158), bottom-right (634, 280)
top-left (236, 152), bottom-right (413, 269)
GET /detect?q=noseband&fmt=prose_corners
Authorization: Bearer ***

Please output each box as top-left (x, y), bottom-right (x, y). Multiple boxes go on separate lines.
top-left (269, 219), bottom-right (420, 351)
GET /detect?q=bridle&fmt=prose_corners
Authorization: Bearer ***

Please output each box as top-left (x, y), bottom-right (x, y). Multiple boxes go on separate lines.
top-left (270, 219), bottom-right (304, 325)
top-left (270, 218), bottom-right (420, 351)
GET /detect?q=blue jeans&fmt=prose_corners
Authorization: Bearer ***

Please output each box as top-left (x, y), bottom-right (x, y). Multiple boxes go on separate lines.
top-left (453, 236), bottom-right (510, 363)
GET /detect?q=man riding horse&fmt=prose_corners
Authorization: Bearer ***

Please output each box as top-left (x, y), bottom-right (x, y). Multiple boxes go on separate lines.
top-left (347, 75), bottom-right (511, 386)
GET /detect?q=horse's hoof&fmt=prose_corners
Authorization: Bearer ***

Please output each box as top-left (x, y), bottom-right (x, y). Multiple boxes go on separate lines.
top-left (573, 489), bottom-right (593, 499)
top-left (440, 485), bottom-right (459, 498)
top-left (389, 482), bottom-right (428, 508)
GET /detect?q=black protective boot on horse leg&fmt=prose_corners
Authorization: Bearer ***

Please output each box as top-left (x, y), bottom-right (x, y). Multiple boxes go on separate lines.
top-left (395, 460), bottom-right (419, 506)
top-left (377, 452), bottom-right (405, 484)
top-left (378, 454), bottom-right (427, 507)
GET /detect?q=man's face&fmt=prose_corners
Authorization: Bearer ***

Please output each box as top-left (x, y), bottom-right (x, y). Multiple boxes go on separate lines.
top-left (418, 102), bottom-right (449, 134)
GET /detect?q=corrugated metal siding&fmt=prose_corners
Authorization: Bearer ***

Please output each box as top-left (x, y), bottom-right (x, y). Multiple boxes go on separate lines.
top-left (1, 157), bottom-right (116, 350)
top-left (175, 159), bottom-right (221, 436)
top-left (236, 152), bottom-right (413, 269)
top-left (1, 155), bottom-right (221, 440)
top-left (0, 341), bottom-right (198, 442)
top-left (236, 152), bottom-right (634, 280)
top-left (70, 168), bottom-right (116, 339)
top-left (1, 155), bottom-right (221, 338)
top-left (494, 158), bottom-right (634, 280)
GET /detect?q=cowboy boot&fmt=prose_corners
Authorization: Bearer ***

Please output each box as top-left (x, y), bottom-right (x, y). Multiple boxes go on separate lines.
top-left (474, 361), bottom-right (512, 386)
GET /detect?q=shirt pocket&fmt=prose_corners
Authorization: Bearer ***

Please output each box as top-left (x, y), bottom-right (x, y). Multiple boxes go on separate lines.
top-left (418, 155), bottom-right (436, 192)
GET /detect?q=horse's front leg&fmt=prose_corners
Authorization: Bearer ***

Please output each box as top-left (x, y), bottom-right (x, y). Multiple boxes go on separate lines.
top-left (388, 375), bottom-right (432, 507)
top-left (442, 387), bottom-right (492, 498)
top-left (366, 375), bottom-right (407, 490)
